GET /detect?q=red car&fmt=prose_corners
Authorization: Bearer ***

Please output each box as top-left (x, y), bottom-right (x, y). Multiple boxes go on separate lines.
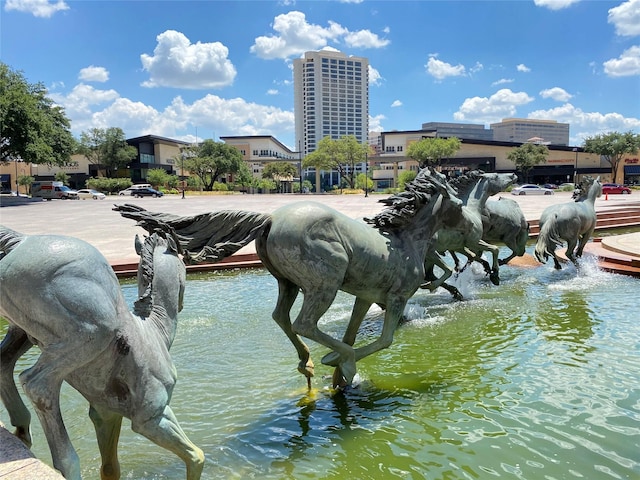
top-left (602, 183), bottom-right (632, 194)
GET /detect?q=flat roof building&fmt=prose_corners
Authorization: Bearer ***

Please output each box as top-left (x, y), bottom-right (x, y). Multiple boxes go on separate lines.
top-left (490, 118), bottom-right (569, 146)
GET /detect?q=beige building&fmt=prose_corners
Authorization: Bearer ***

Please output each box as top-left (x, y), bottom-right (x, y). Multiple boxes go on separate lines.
top-left (220, 135), bottom-right (299, 180)
top-left (490, 118), bottom-right (570, 146)
top-left (370, 129), bottom-right (607, 190)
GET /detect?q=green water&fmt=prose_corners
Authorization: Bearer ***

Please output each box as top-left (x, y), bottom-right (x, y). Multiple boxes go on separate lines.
top-left (2, 247), bottom-right (639, 479)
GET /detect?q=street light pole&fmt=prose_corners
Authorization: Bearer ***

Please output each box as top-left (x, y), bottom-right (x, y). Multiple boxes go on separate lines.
top-left (573, 147), bottom-right (578, 185)
top-left (364, 152), bottom-right (368, 197)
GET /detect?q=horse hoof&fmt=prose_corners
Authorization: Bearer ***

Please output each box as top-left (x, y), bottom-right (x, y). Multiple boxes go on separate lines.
top-left (490, 272), bottom-right (500, 285)
top-left (332, 367), bottom-right (348, 389)
top-left (297, 359), bottom-right (315, 379)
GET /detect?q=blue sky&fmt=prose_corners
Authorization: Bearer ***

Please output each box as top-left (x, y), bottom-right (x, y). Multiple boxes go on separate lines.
top-left (2, 0), bottom-right (639, 150)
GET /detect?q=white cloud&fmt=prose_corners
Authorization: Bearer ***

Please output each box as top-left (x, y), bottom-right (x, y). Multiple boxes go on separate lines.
top-left (528, 103), bottom-right (640, 144)
top-left (492, 78), bottom-right (514, 86)
top-left (516, 64), bottom-right (531, 72)
top-left (78, 66), bottom-right (109, 83)
top-left (540, 87), bottom-right (572, 102)
top-left (369, 65), bottom-right (382, 86)
top-left (391, 100), bottom-right (402, 107)
top-left (4, 0), bottom-right (68, 17)
top-left (603, 45), bottom-right (640, 77)
top-left (250, 11), bottom-right (388, 60)
top-left (140, 30), bottom-right (236, 89)
top-left (344, 29), bottom-right (390, 49)
top-left (453, 88), bottom-right (534, 124)
top-left (267, 89), bottom-right (278, 95)
top-left (369, 114), bottom-right (385, 132)
top-left (49, 84), bottom-right (120, 133)
top-left (533, 0), bottom-right (581, 11)
top-left (608, 0), bottom-right (640, 37)
top-left (426, 55), bottom-right (466, 81)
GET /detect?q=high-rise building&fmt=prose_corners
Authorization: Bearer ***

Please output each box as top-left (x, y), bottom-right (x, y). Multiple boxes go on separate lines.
top-left (294, 50), bottom-right (369, 156)
top-left (490, 118), bottom-right (570, 146)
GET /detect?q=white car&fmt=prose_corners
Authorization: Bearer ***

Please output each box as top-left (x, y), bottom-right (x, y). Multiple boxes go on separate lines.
top-left (511, 184), bottom-right (554, 196)
top-left (118, 184), bottom-right (152, 195)
top-left (77, 188), bottom-right (106, 200)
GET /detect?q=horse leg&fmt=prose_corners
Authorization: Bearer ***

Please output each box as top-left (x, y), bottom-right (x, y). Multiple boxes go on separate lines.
top-left (293, 289), bottom-right (357, 386)
top-left (0, 325), bottom-right (33, 447)
top-left (576, 228), bottom-right (594, 258)
top-left (19, 354), bottom-right (81, 480)
top-left (89, 405), bottom-right (123, 480)
top-left (421, 252), bottom-right (462, 300)
top-left (352, 297), bottom-right (406, 363)
top-left (565, 236), bottom-right (579, 265)
top-left (131, 405), bottom-right (204, 480)
top-left (322, 297), bottom-right (372, 387)
top-left (271, 278), bottom-right (313, 385)
top-left (478, 240), bottom-right (501, 285)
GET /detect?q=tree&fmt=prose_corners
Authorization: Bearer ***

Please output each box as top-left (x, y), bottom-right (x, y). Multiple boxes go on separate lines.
top-left (397, 170), bottom-right (417, 190)
top-left (234, 161), bottom-right (254, 192)
top-left (17, 174), bottom-right (33, 196)
top-left (507, 142), bottom-right (549, 183)
top-left (0, 63), bottom-right (75, 165)
top-left (407, 137), bottom-right (461, 168)
top-left (76, 127), bottom-right (137, 177)
top-left (54, 171), bottom-right (69, 185)
top-left (146, 168), bottom-right (170, 189)
top-left (182, 139), bottom-right (243, 191)
top-left (583, 131), bottom-right (640, 183)
top-left (355, 172), bottom-right (373, 191)
top-left (262, 161), bottom-right (297, 193)
top-left (302, 135), bottom-right (371, 189)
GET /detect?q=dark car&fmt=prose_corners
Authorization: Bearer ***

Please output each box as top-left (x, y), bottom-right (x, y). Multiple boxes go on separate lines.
top-left (131, 187), bottom-right (164, 198)
top-left (601, 183), bottom-right (632, 195)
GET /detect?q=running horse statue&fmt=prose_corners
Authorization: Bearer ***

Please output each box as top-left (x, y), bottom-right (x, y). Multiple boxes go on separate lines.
top-left (0, 224), bottom-right (204, 480)
top-left (116, 168), bottom-right (463, 389)
top-left (534, 176), bottom-right (602, 269)
top-left (482, 196), bottom-right (530, 265)
top-left (422, 171), bottom-right (517, 298)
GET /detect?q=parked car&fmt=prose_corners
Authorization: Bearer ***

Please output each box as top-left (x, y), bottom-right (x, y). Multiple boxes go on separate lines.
top-left (601, 183), bottom-right (632, 195)
top-left (542, 183), bottom-right (558, 190)
top-left (77, 189), bottom-right (106, 200)
top-left (118, 184), bottom-right (152, 195)
top-left (511, 184), bottom-right (555, 196)
top-left (131, 187), bottom-right (164, 198)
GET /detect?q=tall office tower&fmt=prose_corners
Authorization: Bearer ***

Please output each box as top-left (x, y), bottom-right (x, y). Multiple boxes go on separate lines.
top-left (294, 50), bottom-right (369, 156)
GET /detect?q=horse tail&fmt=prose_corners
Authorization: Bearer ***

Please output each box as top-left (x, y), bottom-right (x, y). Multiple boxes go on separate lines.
top-left (0, 226), bottom-right (26, 260)
top-left (534, 215), bottom-right (563, 263)
top-left (115, 205), bottom-right (272, 263)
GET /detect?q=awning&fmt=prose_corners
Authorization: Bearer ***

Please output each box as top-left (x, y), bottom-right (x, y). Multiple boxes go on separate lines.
top-left (624, 165), bottom-right (640, 174)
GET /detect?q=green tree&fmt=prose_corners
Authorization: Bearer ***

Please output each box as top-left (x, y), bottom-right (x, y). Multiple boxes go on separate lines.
top-left (355, 172), bottom-right (373, 191)
top-left (0, 63), bottom-right (75, 165)
top-left (262, 161), bottom-right (297, 193)
top-left (146, 168), bottom-right (170, 189)
top-left (17, 174), bottom-right (33, 196)
top-left (77, 127), bottom-right (137, 178)
top-left (54, 171), bottom-right (69, 185)
top-left (397, 170), bottom-right (417, 189)
top-left (234, 161), bottom-right (254, 192)
top-left (303, 135), bottom-right (371, 189)
top-left (407, 137), bottom-right (461, 168)
top-left (507, 142), bottom-right (549, 183)
top-left (183, 139), bottom-right (243, 191)
top-left (583, 131), bottom-right (640, 182)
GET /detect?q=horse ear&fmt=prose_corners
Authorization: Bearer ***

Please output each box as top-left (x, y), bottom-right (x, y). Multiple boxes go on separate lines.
top-left (135, 234), bottom-right (142, 256)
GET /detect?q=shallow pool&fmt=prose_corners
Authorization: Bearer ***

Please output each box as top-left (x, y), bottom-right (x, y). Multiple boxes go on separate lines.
top-left (2, 247), bottom-right (639, 479)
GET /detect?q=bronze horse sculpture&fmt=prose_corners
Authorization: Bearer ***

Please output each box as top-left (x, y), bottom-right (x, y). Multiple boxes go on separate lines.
top-left (0, 224), bottom-right (204, 480)
top-left (116, 168), bottom-right (463, 389)
top-left (422, 171), bottom-right (517, 298)
top-left (534, 176), bottom-right (602, 269)
top-left (482, 196), bottom-right (530, 265)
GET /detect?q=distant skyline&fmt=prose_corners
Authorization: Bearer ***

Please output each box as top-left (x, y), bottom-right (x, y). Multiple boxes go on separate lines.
top-left (2, 0), bottom-right (639, 150)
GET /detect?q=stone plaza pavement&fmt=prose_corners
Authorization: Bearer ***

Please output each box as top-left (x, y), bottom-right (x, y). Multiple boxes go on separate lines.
top-left (0, 190), bottom-right (639, 477)
top-left (1, 190), bottom-right (639, 263)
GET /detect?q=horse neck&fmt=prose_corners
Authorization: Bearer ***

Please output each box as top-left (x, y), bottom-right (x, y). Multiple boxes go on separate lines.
top-left (463, 180), bottom-right (492, 211)
top-left (139, 250), bottom-right (184, 348)
top-left (401, 193), bottom-right (453, 258)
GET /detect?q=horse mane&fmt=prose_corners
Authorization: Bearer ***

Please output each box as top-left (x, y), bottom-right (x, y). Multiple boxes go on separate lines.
top-left (0, 226), bottom-right (26, 260)
top-left (448, 170), bottom-right (484, 196)
top-left (366, 168), bottom-right (449, 232)
top-left (572, 176), bottom-right (596, 201)
top-left (133, 230), bottom-right (180, 318)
